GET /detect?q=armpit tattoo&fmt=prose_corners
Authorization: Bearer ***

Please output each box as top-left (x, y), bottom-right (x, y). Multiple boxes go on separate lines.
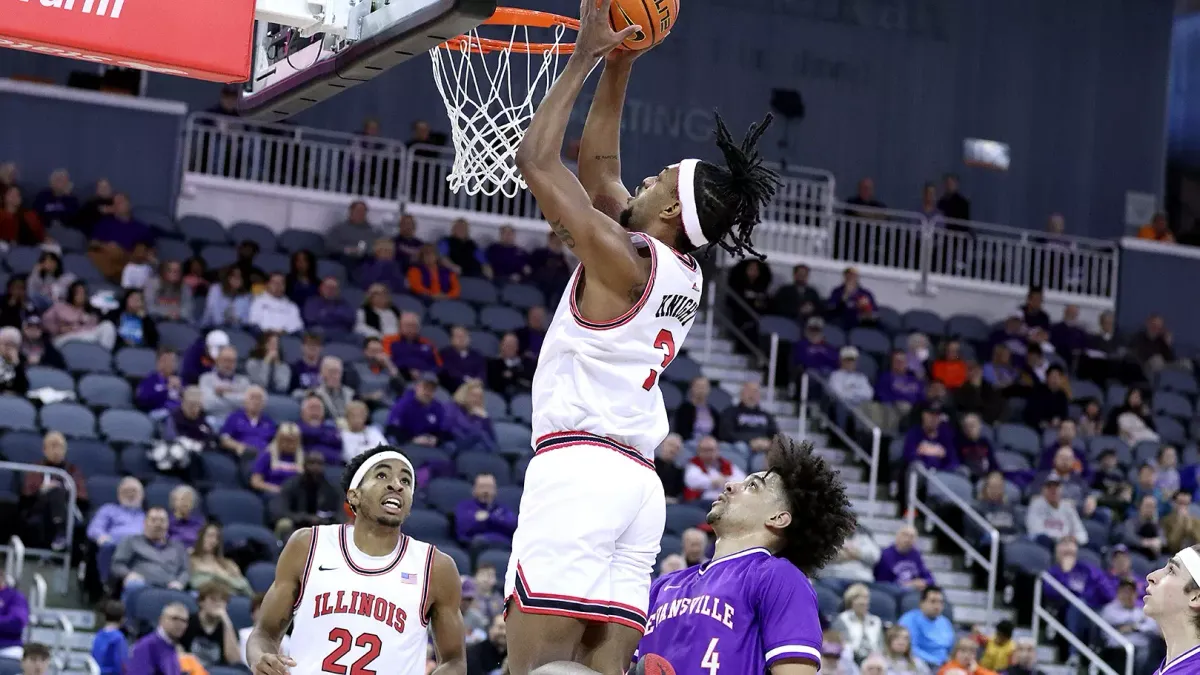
top-left (628, 282), bottom-right (647, 302)
top-left (593, 154), bottom-right (618, 160)
top-left (550, 219), bottom-right (576, 248)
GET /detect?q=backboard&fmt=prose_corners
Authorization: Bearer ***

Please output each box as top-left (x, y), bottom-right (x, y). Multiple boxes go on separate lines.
top-left (239, 0), bottom-right (498, 121)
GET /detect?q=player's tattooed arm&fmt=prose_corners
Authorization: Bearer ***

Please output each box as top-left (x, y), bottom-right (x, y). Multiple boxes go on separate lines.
top-left (549, 219), bottom-right (576, 249)
top-left (427, 551), bottom-right (468, 675)
top-left (247, 528), bottom-right (313, 675)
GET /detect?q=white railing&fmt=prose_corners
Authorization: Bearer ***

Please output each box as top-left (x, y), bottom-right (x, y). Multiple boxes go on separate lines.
top-left (1033, 572), bottom-right (1135, 675)
top-left (797, 370), bottom-right (880, 514)
top-left (180, 114), bottom-right (1118, 299)
top-left (0, 463), bottom-right (79, 592)
top-left (905, 463), bottom-right (1000, 628)
top-left (5, 535), bottom-right (24, 587)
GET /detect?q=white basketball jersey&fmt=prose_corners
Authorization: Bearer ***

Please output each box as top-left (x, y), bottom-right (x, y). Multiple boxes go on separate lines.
top-left (289, 524), bottom-right (434, 675)
top-left (532, 233), bottom-right (704, 457)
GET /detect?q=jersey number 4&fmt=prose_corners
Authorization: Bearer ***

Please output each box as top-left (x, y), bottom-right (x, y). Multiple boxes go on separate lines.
top-left (321, 627), bottom-right (382, 675)
top-left (701, 638), bottom-right (720, 675)
top-left (641, 329), bottom-right (677, 391)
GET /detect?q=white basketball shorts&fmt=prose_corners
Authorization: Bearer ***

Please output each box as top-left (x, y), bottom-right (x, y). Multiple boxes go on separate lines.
top-left (504, 431), bottom-right (666, 634)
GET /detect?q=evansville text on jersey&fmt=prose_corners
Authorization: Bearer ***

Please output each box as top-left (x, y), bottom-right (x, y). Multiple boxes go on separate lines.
top-left (655, 293), bottom-right (699, 327)
top-left (310, 589), bottom-right (409, 634)
top-left (643, 594), bottom-right (736, 635)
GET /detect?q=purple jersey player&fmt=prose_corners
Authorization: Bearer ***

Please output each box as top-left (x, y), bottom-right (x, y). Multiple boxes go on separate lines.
top-left (1145, 546), bottom-right (1200, 675)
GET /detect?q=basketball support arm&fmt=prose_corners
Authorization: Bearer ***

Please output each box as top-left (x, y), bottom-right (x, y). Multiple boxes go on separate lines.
top-left (252, 0), bottom-right (369, 39)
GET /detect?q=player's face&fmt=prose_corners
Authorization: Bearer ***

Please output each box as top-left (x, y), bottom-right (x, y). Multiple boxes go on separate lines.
top-left (706, 471), bottom-right (791, 534)
top-left (623, 165), bottom-right (683, 235)
top-left (349, 461), bottom-right (414, 527)
top-left (1144, 556), bottom-right (1200, 620)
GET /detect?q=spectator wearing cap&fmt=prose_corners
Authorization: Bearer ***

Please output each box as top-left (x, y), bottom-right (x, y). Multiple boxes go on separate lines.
top-left (1119, 494), bottom-right (1165, 559)
top-left (341, 401), bottom-right (387, 463)
top-left (1102, 544), bottom-right (1147, 604)
top-left (1031, 446), bottom-right (1089, 504)
top-left (440, 326), bottom-right (487, 391)
top-left (296, 397), bottom-right (342, 465)
top-left (89, 193), bottom-right (154, 282)
top-left (386, 374), bottom-right (448, 447)
top-left (830, 345), bottom-right (874, 407)
top-left (655, 434), bottom-right (685, 502)
top-left (975, 472), bottom-right (1018, 543)
top-left (903, 405), bottom-right (958, 472)
top-left (454, 473), bottom-right (517, 551)
top-left (673, 377), bottom-right (720, 442)
top-left (329, 201), bottom-right (379, 259)
top-left (136, 350), bottom-right (182, 416)
top-left (792, 317), bottom-right (839, 378)
top-left (1099, 579), bottom-right (1158, 670)
top-left (829, 267), bottom-right (877, 328)
top-left (390, 312), bottom-right (442, 380)
top-left (1023, 365), bottom-right (1069, 430)
top-left (201, 267), bottom-right (252, 329)
top-left (0, 326), bottom-right (28, 396)
top-left (874, 525), bottom-right (935, 594)
top-left (303, 277), bottom-right (356, 335)
top-left (408, 243), bottom-right (462, 300)
top-left (771, 264), bottom-right (823, 323)
top-left (956, 414), bottom-right (997, 480)
top-left (355, 239), bottom-right (408, 295)
top-left (20, 431), bottom-right (89, 550)
top-left (718, 382), bottom-right (778, 458)
top-left (683, 435), bottom-right (747, 502)
top-left (18, 315), bottom-right (63, 370)
top-left (486, 225), bottom-right (531, 283)
top-left (182, 330), bottom-right (230, 386)
top-left (1025, 476), bottom-right (1089, 548)
top-left (219, 385), bottom-right (276, 458)
top-left (898, 586), bottom-right (955, 669)
top-left (1044, 537), bottom-right (1110, 657)
top-left (875, 350), bottom-right (925, 432)
top-left (249, 273), bottom-right (303, 335)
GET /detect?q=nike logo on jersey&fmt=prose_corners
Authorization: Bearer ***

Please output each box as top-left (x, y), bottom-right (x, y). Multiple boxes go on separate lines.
top-left (663, 584), bottom-right (683, 591)
top-left (655, 293), bottom-right (699, 326)
top-left (318, 565), bottom-right (338, 571)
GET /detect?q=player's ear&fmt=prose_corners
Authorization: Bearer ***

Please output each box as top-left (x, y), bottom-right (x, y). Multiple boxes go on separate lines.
top-left (658, 200), bottom-right (682, 222)
top-left (346, 488), bottom-right (360, 512)
top-left (768, 510), bottom-right (792, 530)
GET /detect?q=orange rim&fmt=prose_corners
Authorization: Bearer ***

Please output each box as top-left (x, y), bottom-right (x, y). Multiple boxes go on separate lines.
top-left (439, 7), bottom-right (579, 55)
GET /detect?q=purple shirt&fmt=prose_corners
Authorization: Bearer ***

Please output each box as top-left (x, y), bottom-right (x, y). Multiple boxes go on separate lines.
top-left (298, 421), bottom-right (343, 465)
top-left (136, 372), bottom-right (180, 413)
top-left (128, 629), bottom-right (181, 675)
top-left (92, 215), bottom-right (153, 252)
top-left (385, 390), bottom-right (447, 443)
top-left (876, 370), bottom-right (924, 405)
top-left (219, 410), bottom-right (278, 453)
top-left (486, 243), bottom-right (529, 279)
top-left (390, 337), bottom-right (439, 374)
top-left (1153, 645), bottom-right (1200, 675)
top-left (439, 347), bottom-right (487, 388)
top-left (902, 424), bottom-right (959, 471)
top-left (303, 296), bottom-right (356, 333)
top-left (252, 450), bottom-right (301, 487)
top-left (290, 359), bottom-right (321, 392)
top-left (453, 498), bottom-right (517, 546)
top-left (1047, 560), bottom-right (1112, 608)
top-left (637, 548), bottom-right (822, 674)
top-left (355, 260), bottom-right (408, 295)
top-left (874, 546), bottom-right (935, 585)
top-left (168, 514), bottom-right (204, 548)
top-left (0, 586), bottom-right (29, 650)
top-left (792, 339), bottom-right (838, 375)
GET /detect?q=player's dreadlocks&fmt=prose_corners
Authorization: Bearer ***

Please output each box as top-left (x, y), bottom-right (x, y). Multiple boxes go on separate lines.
top-left (768, 435), bottom-right (857, 576)
top-left (341, 444), bottom-right (404, 513)
top-left (685, 112), bottom-right (781, 259)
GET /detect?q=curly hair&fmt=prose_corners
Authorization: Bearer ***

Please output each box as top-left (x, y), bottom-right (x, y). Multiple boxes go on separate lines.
top-left (341, 444), bottom-right (404, 512)
top-left (767, 435), bottom-right (857, 575)
top-left (683, 112), bottom-right (781, 259)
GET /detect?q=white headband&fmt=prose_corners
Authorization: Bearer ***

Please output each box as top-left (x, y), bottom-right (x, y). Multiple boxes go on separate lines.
top-left (349, 450), bottom-right (415, 491)
top-left (677, 158), bottom-right (708, 247)
top-left (1179, 548), bottom-right (1200, 586)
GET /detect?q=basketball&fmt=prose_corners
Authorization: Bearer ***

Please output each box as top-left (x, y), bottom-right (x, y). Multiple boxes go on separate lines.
top-left (609, 0), bottom-right (680, 51)
top-left (630, 654), bottom-right (677, 675)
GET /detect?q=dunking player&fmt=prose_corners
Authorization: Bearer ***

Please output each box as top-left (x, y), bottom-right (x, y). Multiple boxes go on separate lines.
top-left (507, 1), bottom-right (781, 672)
top-left (247, 446), bottom-right (467, 675)
top-left (1143, 545), bottom-right (1200, 674)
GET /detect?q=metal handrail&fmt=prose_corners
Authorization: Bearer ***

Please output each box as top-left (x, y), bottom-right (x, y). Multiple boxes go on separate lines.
top-left (905, 463), bottom-right (1000, 628)
top-left (711, 276), bottom-right (767, 363)
top-left (799, 370), bottom-right (881, 512)
top-left (0, 463), bottom-right (79, 591)
top-left (1033, 572), bottom-right (1135, 675)
top-left (805, 405), bottom-right (878, 514)
top-left (5, 535), bottom-right (23, 587)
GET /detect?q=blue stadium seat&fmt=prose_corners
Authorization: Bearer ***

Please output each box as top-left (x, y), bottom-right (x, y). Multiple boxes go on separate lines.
top-left (278, 229), bottom-right (325, 256)
top-left (815, 584), bottom-right (840, 617)
top-left (848, 327), bottom-right (890, 357)
top-left (120, 447), bottom-right (159, 481)
top-left (456, 452), bottom-right (512, 484)
top-left (494, 422), bottom-right (532, 455)
top-left (480, 305), bottom-right (525, 334)
top-left (206, 488), bottom-right (265, 525)
top-left (86, 475), bottom-right (122, 511)
top-left (477, 549), bottom-right (510, 575)
top-left (439, 544), bottom-right (472, 575)
top-left (1105, 384), bottom-right (1128, 411)
top-left (40, 402), bottom-right (97, 438)
top-left (316, 260), bottom-right (347, 283)
top-left (155, 238), bottom-right (193, 263)
top-left (133, 588), bottom-right (197, 631)
top-left (401, 446), bottom-right (451, 471)
top-left (425, 477), bottom-right (473, 515)
top-left (0, 432), bottom-right (41, 465)
top-left (421, 325), bottom-right (450, 350)
top-left (1153, 391), bottom-right (1192, 420)
top-left (758, 316), bottom-right (799, 343)
top-left (63, 253), bottom-right (104, 283)
top-left (656, 534), bottom-right (682, 570)
top-left (902, 310), bottom-right (945, 337)
top-left (1083, 521), bottom-right (1110, 552)
top-left (70, 441), bottom-right (118, 476)
top-left (429, 300), bottom-right (477, 329)
top-left (1158, 368), bottom-right (1199, 397)
top-left (508, 394), bottom-right (532, 425)
top-left (115, 348), bottom-right (157, 380)
top-left (869, 591), bottom-right (898, 623)
top-left (470, 330), bottom-right (500, 357)
top-left (48, 224), bottom-right (86, 253)
top-left (874, 306), bottom-right (902, 335)
top-left (708, 387), bottom-right (734, 412)
top-left (996, 423), bottom-right (1040, 458)
top-left (223, 523), bottom-right (280, 560)
top-left (230, 221), bottom-right (279, 252)
top-left (200, 245), bottom-right (238, 271)
top-left (135, 209), bottom-right (179, 236)
top-left (180, 215), bottom-right (230, 246)
top-left (459, 278), bottom-right (499, 306)
top-left (200, 452), bottom-right (241, 486)
top-left (257, 252), bottom-right (291, 276)
top-left (1154, 415), bottom-right (1187, 446)
top-left (5, 247), bottom-right (40, 275)
top-left (224, 328), bottom-right (257, 358)
top-left (227, 595), bottom-right (253, 631)
top-left (822, 324), bottom-right (847, 349)
top-left (483, 391), bottom-right (508, 420)
top-left (661, 381), bottom-right (683, 411)
top-left (1133, 440), bottom-right (1164, 467)
top-left (1070, 379), bottom-right (1104, 404)
top-left (662, 355), bottom-right (702, 384)
top-left (495, 485), bottom-right (523, 512)
top-left (404, 509), bottom-right (451, 542)
top-left (1089, 436), bottom-right (1131, 465)
top-left (0, 397), bottom-right (37, 433)
top-left (79, 374), bottom-right (132, 408)
top-left (926, 472), bottom-right (972, 506)
top-left (145, 481), bottom-right (180, 511)
top-left (394, 294), bottom-right (425, 318)
top-left (246, 561), bottom-right (276, 594)
top-left (500, 284), bottom-right (544, 310)
top-left (99, 409), bottom-right (155, 444)
top-left (514, 457), bottom-right (531, 486)
top-left (158, 323), bottom-right (200, 351)
top-left (664, 504), bottom-right (708, 535)
top-left (266, 395), bottom-right (301, 423)
top-left (27, 366), bottom-right (75, 392)
top-left (994, 450), bottom-right (1031, 472)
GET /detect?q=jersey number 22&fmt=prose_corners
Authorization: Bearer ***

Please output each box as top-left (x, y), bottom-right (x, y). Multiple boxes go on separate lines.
top-left (321, 628), bottom-right (381, 675)
top-left (641, 329), bottom-right (677, 391)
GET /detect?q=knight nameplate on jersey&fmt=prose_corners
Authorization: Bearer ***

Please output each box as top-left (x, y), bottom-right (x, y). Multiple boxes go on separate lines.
top-left (310, 590), bottom-right (409, 633)
top-left (656, 294), bottom-right (699, 326)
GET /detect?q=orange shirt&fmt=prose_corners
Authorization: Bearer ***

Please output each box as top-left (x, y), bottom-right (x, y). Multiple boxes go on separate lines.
top-left (406, 265), bottom-right (461, 299)
top-left (1138, 225), bottom-right (1175, 242)
top-left (937, 661), bottom-right (998, 675)
top-left (932, 359), bottom-right (968, 389)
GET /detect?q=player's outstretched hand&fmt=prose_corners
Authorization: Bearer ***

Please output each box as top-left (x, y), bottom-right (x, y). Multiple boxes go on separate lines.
top-left (253, 654), bottom-right (297, 675)
top-left (576, 0), bottom-right (641, 60)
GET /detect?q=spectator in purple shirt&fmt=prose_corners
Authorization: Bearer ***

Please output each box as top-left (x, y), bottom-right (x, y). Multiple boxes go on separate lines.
top-left (33, 169), bottom-right (80, 228)
top-left (793, 317), bottom-right (839, 377)
top-left (515, 306), bottom-right (547, 359)
top-left (87, 476), bottom-right (145, 551)
top-left (302, 277), bottom-right (356, 335)
top-left (394, 214), bottom-right (423, 265)
top-left (386, 373), bottom-right (448, 446)
top-left (875, 349), bottom-right (925, 432)
top-left (250, 423), bottom-right (304, 494)
top-left (354, 238), bottom-right (408, 295)
top-left (297, 397), bottom-right (343, 466)
top-left (390, 312), bottom-right (441, 379)
top-left (288, 332), bottom-right (324, 394)
top-left (181, 330), bottom-right (229, 386)
top-left (874, 525), bottom-right (935, 594)
top-left (166, 485), bottom-right (203, 549)
top-left (902, 404), bottom-right (958, 471)
top-left (218, 386), bottom-right (277, 459)
top-left (1101, 545), bottom-right (1147, 605)
top-left (444, 380), bottom-right (498, 453)
top-left (454, 473), bottom-right (517, 548)
top-left (439, 325), bottom-right (486, 390)
top-left (828, 267), bottom-right (877, 328)
top-left (1050, 304), bottom-right (1088, 364)
top-left (988, 317), bottom-right (1028, 368)
top-left (136, 349), bottom-right (182, 416)
top-left (88, 193), bottom-right (153, 283)
top-left (1045, 536), bottom-right (1112, 658)
top-left (486, 225), bottom-right (530, 283)
top-left (127, 603), bottom-right (188, 675)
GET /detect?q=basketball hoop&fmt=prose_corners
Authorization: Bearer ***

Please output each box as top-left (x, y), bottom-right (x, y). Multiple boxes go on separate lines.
top-left (430, 8), bottom-right (580, 198)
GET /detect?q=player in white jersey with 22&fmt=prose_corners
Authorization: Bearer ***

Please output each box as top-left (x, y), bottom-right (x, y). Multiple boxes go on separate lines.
top-left (247, 446), bottom-right (467, 675)
top-left (505, 2), bottom-right (781, 673)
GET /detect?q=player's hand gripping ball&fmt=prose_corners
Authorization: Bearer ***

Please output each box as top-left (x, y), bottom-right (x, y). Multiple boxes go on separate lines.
top-left (608, 0), bottom-right (680, 51)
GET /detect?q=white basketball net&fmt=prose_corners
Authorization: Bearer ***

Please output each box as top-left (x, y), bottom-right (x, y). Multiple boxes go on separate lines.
top-left (430, 24), bottom-right (570, 198)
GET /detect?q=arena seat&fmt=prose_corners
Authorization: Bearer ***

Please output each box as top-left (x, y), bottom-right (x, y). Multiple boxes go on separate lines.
top-left (206, 488), bottom-right (265, 526)
top-left (40, 402), bottom-right (97, 439)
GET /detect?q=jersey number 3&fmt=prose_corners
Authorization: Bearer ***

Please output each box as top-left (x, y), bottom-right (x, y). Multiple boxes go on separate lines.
top-left (641, 329), bottom-right (677, 391)
top-left (321, 628), bottom-right (382, 675)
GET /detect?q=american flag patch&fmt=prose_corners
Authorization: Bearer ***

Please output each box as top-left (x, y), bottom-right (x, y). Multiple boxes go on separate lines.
top-left (400, 572), bottom-right (420, 584)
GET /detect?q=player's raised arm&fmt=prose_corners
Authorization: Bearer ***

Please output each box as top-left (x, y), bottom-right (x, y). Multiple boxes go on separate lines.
top-left (247, 528), bottom-right (313, 675)
top-left (577, 50), bottom-right (640, 219)
top-left (426, 550), bottom-right (468, 675)
top-left (514, 0), bottom-right (645, 295)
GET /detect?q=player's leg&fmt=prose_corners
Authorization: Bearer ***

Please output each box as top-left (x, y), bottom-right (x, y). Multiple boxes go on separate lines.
top-left (504, 609), bottom-right (588, 675)
top-left (579, 465), bottom-right (666, 673)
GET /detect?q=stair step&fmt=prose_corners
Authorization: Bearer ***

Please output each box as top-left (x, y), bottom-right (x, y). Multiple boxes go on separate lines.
top-left (49, 609), bottom-right (96, 630)
top-left (802, 431), bottom-right (830, 448)
top-left (815, 447), bottom-right (847, 464)
top-left (836, 465), bottom-right (866, 482)
top-left (924, 554), bottom-right (954, 571)
top-left (704, 365), bottom-right (762, 384)
top-left (687, 336), bottom-right (736, 354)
top-left (1037, 645), bottom-right (1058, 663)
top-left (29, 626), bottom-right (94, 651)
top-left (692, 350), bottom-right (752, 369)
top-left (944, 588), bottom-right (990, 607)
top-left (850, 497), bottom-right (898, 518)
top-left (844, 481), bottom-right (882, 499)
top-left (954, 604), bottom-right (1015, 625)
top-left (858, 516), bottom-right (908, 535)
